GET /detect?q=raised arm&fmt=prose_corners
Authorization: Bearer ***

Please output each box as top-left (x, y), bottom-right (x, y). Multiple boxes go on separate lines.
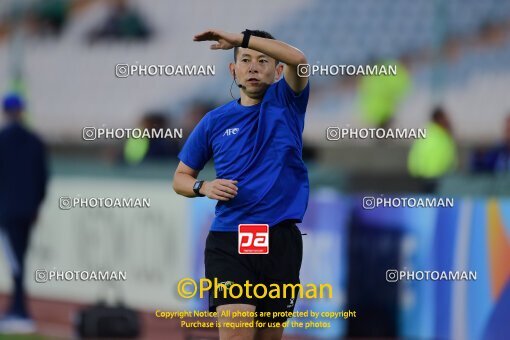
top-left (194, 29), bottom-right (309, 93)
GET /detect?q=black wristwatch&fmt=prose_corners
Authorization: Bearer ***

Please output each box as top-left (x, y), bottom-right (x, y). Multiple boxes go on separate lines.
top-left (193, 180), bottom-right (205, 197)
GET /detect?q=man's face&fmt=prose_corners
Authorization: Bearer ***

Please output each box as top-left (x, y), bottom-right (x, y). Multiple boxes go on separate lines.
top-left (231, 48), bottom-right (282, 98)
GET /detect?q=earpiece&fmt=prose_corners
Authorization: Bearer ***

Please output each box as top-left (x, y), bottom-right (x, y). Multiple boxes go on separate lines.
top-left (233, 70), bottom-right (245, 89)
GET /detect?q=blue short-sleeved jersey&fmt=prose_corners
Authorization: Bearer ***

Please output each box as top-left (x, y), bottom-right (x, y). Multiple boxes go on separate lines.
top-left (178, 77), bottom-right (310, 231)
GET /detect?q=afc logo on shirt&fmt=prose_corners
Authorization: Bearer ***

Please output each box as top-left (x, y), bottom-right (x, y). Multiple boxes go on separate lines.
top-left (238, 224), bottom-right (269, 254)
top-left (223, 128), bottom-right (239, 136)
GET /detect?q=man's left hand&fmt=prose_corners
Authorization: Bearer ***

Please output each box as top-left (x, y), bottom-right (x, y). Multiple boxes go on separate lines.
top-left (193, 29), bottom-right (241, 50)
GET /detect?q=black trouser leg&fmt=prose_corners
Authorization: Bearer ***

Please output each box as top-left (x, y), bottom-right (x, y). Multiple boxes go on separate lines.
top-left (1, 217), bottom-right (33, 318)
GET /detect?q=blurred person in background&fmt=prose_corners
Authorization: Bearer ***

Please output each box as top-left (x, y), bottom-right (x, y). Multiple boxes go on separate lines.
top-left (27, 0), bottom-right (70, 38)
top-left (181, 101), bottom-right (215, 139)
top-left (123, 112), bottom-right (179, 164)
top-left (87, 0), bottom-right (152, 43)
top-left (0, 94), bottom-right (48, 334)
top-left (471, 114), bottom-right (510, 173)
top-left (358, 58), bottom-right (411, 129)
top-left (408, 107), bottom-right (457, 192)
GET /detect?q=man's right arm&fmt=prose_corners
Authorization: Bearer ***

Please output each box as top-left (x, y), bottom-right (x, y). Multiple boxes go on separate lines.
top-left (173, 161), bottom-right (238, 201)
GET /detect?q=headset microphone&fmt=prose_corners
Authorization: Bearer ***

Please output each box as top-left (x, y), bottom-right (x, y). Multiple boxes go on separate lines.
top-left (233, 70), bottom-right (245, 89)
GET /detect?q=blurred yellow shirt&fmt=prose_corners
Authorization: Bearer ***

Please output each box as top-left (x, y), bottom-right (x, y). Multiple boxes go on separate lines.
top-left (408, 122), bottom-right (457, 178)
top-left (124, 137), bottom-right (149, 164)
top-left (358, 60), bottom-right (411, 127)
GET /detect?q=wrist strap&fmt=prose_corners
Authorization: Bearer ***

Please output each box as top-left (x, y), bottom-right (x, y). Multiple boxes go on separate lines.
top-left (241, 29), bottom-right (252, 48)
top-left (193, 180), bottom-right (205, 197)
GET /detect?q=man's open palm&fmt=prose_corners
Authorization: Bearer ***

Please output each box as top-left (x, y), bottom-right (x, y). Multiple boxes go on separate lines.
top-left (193, 30), bottom-right (240, 50)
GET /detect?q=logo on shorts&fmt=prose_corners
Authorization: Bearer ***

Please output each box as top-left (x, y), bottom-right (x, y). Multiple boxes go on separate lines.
top-left (217, 281), bottom-right (234, 292)
top-left (238, 224), bottom-right (269, 254)
top-left (223, 128), bottom-right (239, 136)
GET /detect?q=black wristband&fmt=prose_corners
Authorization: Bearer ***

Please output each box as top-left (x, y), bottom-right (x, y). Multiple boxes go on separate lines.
top-left (193, 180), bottom-right (205, 197)
top-left (241, 29), bottom-right (252, 48)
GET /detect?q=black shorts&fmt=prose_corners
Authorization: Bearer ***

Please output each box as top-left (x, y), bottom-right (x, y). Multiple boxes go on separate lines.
top-left (204, 220), bottom-right (303, 323)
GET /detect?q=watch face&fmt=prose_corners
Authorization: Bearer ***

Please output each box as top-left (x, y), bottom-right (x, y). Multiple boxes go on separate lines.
top-left (194, 181), bottom-right (202, 190)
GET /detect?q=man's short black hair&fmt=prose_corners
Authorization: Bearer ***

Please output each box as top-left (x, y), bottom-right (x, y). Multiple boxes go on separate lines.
top-left (234, 30), bottom-right (275, 62)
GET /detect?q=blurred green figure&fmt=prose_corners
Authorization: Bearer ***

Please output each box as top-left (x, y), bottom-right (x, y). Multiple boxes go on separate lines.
top-left (124, 135), bottom-right (149, 164)
top-left (123, 114), bottom-right (179, 164)
top-left (358, 60), bottom-right (411, 128)
top-left (408, 107), bottom-right (457, 191)
top-left (30, 0), bottom-right (70, 36)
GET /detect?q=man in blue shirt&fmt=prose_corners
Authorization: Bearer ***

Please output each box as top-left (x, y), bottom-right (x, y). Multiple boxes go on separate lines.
top-left (478, 114), bottom-right (510, 173)
top-left (173, 29), bottom-right (309, 340)
top-left (0, 94), bottom-right (48, 334)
